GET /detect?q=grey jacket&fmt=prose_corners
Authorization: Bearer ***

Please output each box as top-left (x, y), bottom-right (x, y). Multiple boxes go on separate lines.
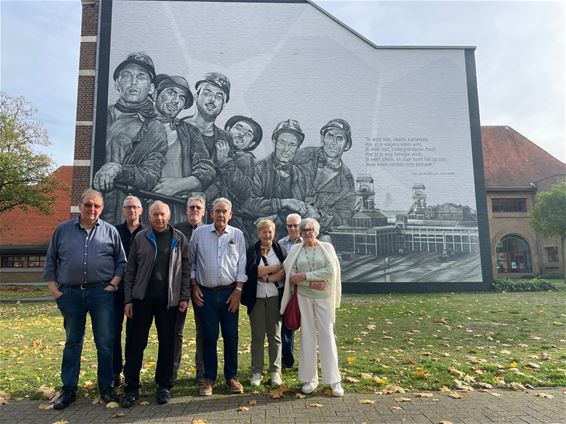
top-left (124, 226), bottom-right (191, 307)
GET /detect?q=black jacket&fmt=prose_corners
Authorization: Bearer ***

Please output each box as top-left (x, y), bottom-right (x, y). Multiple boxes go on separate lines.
top-left (242, 240), bottom-right (286, 314)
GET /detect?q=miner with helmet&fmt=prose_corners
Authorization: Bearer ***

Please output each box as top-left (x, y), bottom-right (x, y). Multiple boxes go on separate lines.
top-left (93, 52), bottom-right (167, 225)
top-left (295, 118), bottom-right (355, 232)
top-left (151, 74), bottom-right (215, 225)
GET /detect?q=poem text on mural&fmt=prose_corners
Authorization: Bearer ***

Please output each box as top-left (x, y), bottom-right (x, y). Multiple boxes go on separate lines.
top-left (364, 136), bottom-right (448, 168)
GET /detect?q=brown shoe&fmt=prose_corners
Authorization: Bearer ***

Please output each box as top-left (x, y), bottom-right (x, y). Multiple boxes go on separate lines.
top-left (199, 379), bottom-right (214, 396)
top-left (226, 378), bottom-right (244, 394)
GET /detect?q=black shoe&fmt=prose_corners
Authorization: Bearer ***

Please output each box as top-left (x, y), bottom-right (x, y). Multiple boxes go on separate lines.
top-left (156, 388), bottom-right (171, 405)
top-left (53, 390), bottom-right (76, 410)
top-left (119, 392), bottom-right (138, 408)
top-left (100, 387), bottom-right (119, 403)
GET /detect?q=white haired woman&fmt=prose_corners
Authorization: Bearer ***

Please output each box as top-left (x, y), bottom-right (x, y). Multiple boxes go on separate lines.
top-left (280, 218), bottom-right (343, 396)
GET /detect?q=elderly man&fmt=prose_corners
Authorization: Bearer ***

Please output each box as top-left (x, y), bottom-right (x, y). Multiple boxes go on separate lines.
top-left (187, 73), bottom-right (251, 209)
top-left (93, 52), bottom-right (167, 224)
top-left (277, 213), bottom-right (302, 369)
top-left (151, 74), bottom-right (215, 225)
top-left (172, 195), bottom-right (206, 381)
top-left (244, 119), bottom-right (307, 239)
top-left (121, 201), bottom-right (191, 407)
top-left (189, 197), bottom-right (247, 396)
top-left (113, 195), bottom-right (146, 386)
top-left (44, 189), bottom-right (127, 409)
top-left (295, 119), bottom-right (356, 232)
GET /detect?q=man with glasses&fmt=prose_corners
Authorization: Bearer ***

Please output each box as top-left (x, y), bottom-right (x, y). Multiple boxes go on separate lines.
top-left (277, 213), bottom-right (302, 369)
top-left (44, 189), bottom-right (127, 409)
top-left (172, 195), bottom-right (206, 381)
top-left (113, 196), bottom-right (146, 386)
top-left (245, 119), bottom-right (308, 239)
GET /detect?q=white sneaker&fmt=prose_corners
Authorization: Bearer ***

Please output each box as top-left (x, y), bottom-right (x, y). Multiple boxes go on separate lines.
top-left (250, 373), bottom-right (262, 387)
top-left (271, 372), bottom-right (282, 386)
top-left (331, 382), bottom-right (344, 397)
top-left (301, 381), bottom-right (318, 394)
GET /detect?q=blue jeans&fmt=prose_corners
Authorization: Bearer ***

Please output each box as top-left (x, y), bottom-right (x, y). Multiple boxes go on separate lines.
top-left (196, 286), bottom-right (239, 381)
top-left (56, 284), bottom-right (114, 393)
top-left (281, 325), bottom-right (295, 368)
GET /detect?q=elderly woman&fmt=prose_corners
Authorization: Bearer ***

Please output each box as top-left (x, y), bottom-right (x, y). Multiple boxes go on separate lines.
top-left (242, 219), bottom-right (286, 387)
top-left (280, 218), bottom-right (343, 396)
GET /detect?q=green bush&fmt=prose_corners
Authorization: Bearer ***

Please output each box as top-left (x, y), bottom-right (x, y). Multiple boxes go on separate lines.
top-left (492, 278), bottom-right (558, 292)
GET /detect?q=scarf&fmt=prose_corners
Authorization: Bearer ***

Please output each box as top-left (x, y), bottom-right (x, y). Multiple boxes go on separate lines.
top-left (114, 99), bottom-right (156, 119)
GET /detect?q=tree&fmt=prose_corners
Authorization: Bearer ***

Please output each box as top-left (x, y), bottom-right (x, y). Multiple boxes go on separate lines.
top-left (530, 182), bottom-right (566, 283)
top-left (0, 92), bottom-right (59, 216)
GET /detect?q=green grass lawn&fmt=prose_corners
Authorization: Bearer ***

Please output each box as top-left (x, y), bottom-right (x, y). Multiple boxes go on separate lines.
top-left (0, 290), bottom-right (564, 400)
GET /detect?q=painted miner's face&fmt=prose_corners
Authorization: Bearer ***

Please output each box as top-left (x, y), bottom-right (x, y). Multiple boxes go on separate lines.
top-left (229, 121), bottom-right (255, 151)
top-left (322, 128), bottom-right (348, 159)
top-left (196, 82), bottom-right (225, 119)
top-left (156, 87), bottom-right (186, 119)
top-left (115, 63), bottom-right (154, 105)
top-left (273, 132), bottom-right (300, 164)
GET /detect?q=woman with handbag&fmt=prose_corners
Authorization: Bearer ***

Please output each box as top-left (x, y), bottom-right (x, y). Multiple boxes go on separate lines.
top-left (242, 219), bottom-right (286, 387)
top-left (280, 218), bottom-right (343, 397)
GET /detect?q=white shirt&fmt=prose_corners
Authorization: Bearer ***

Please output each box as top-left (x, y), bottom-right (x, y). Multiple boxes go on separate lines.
top-left (256, 248), bottom-right (282, 298)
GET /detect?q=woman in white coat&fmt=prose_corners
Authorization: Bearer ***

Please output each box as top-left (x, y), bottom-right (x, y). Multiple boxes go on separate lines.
top-left (280, 218), bottom-right (343, 396)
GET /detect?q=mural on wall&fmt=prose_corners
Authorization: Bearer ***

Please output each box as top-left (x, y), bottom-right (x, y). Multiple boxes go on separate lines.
top-left (92, 0), bottom-right (489, 285)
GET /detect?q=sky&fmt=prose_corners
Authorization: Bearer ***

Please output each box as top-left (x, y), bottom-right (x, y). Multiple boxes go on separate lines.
top-left (1, 0), bottom-right (564, 166)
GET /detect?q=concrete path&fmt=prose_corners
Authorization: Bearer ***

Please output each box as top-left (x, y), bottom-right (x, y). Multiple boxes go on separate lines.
top-left (1, 387), bottom-right (564, 423)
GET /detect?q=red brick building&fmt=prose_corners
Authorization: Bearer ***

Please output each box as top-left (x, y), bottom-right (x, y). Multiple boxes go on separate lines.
top-left (482, 126), bottom-right (565, 278)
top-left (0, 166), bottom-right (73, 283)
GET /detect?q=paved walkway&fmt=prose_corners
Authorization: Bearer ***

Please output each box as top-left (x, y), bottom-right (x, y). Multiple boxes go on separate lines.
top-left (1, 387), bottom-right (564, 423)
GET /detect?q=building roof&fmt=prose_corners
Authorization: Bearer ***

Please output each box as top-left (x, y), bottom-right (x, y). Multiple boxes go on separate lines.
top-left (481, 126), bottom-right (565, 189)
top-left (1, 166), bottom-right (73, 249)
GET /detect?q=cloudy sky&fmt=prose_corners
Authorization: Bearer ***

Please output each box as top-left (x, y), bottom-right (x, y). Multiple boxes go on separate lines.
top-left (1, 0), bottom-right (564, 165)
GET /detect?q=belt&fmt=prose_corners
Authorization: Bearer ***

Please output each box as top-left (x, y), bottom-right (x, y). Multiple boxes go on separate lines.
top-left (199, 282), bottom-right (236, 291)
top-left (59, 282), bottom-right (108, 290)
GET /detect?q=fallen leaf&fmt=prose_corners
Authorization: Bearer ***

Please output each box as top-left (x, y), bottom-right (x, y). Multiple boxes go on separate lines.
top-left (82, 380), bottom-right (96, 390)
top-left (391, 406), bottom-right (402, 410)
top-left (508, 382), bottom-right (527, 392)
top-left (106, 401), bottom-right (120, 408)
top-left (270, 389), bottom-right (284, 399)
top-left (535, 393), bottom-right (554, 399)
top-left (382, 385), bottom-right (406, 394)
top-left (439, 421), bottom-right (454, 424)
top-left (323, 387), bottom-right (333, 397)
top-left (395, 397), bottom-right (412, 402)
top-left (345, 376), bottom-right (360, 383)
top-left (309, 402), bottom-right (323, 408)
top-left (139, 400), bottom-right (150, 405)
top-left (439, 386), bottom-right (451, 392)
top-left (360, 373), bottom-right (373, 380)
top-left (36, 385), bottom-right (56, 400)
top-left (191, 420), bottom-right (208, 424)
top-left (238, 406), bottom-right (249, 411)
top-left (346, 356), bottom-right (355, 364)
top-left (111, 412), bottom-right (126, 418)
top-left (38, 403), bottom-right (52, 410)
top-left (414, 392), bottom-right (433, 398)
top-left (52, 421), bottom-right (69, 424)
top-left (449, 368), bottom-right (465, 378)
top-left (247, 399), bottom-right (257, 405)
top-left (358, 399), bottom-right (375, 404)
top-left (491, 393), bottom-right (501, 397)
top-left (295, 393), bottom-right (306, 399)
top-left (527, 363), bottom-right (541, 369)
top-left (449, 392), bottom-right (463, 399)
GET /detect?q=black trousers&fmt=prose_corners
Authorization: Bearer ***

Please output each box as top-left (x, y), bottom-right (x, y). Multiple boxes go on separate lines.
top-left (123, 298), bottom-right (177, 392)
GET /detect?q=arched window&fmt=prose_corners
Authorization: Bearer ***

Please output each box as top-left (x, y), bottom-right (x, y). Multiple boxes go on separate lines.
top-left (496, 235), bottom-right (532, 273)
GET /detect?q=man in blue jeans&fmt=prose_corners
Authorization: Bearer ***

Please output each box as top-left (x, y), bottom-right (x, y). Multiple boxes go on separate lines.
top-left (44, 189), bottom-right (127, 409)
top-left (189, 197), bottom-right (247, 396)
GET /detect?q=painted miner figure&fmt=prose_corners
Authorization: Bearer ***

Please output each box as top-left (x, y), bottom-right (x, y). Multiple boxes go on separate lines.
top-left (187, 73), bottom-right (252, 213)
top-left (151, 74), bottom-right (215, 224)
top-left (244, 119), bottom-right (307, 239)
top-left (93, 53), bottom-right (167, 224)
top-left (295, 119), bottom-right (355, 234)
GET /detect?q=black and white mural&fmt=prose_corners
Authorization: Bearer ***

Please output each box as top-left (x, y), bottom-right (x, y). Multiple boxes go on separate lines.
top-left (92, 0), bottom-right (491, 288)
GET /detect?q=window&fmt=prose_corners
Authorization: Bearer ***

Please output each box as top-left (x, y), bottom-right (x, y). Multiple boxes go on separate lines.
top-left (28, 256), bottom-right (45, 268)
top-left (496, 235), bottom-right (532, 273)
top-left (1, 256), bottom-right (26, 268)
top-left (492, 198), bottom-right (527, 213)
top-left (545, 247), bottom-right (559, 263)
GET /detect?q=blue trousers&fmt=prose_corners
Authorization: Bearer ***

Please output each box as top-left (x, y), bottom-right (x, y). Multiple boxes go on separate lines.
top-left (196, 286), bottom-right (239, 381)
top-left (56, 284), bottom-right (114, 393)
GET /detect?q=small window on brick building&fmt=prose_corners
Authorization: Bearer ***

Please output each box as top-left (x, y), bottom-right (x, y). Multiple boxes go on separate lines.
top-left (545, 247), bottom-right (559, 263)
top-left (28, 256), bottom-right (46, 268)
top-left (492, 198), bottom-right (527, 213)
top-left (1, 256), bottom-right (26, 268)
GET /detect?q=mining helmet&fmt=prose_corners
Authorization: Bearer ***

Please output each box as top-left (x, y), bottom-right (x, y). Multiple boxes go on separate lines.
top-left (224, 115), bottom-right (263, 151)
top-left (195, 72), bottom-right (231, 103)
top-left (154, 74), bottom-right (194, 109)
top-left (272, 119), bottom-right (305, 146)
top-left (113, 52), bottom-right (156, 82)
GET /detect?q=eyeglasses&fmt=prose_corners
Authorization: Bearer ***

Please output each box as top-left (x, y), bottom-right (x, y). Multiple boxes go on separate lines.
top-left (301, 228), bottom-right (314, 233)
top-left (83, 203), bottom-right (102, 209)
top-left (188, 205), bottom-right (203, 210)
top-left (124, 205), bottom-right (141, 210)
top-left (287, 224), bottom-right (299, 228)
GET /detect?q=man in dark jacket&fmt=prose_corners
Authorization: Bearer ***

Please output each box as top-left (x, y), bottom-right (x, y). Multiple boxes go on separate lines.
top-left (121, 201), bottom-right (190, 407)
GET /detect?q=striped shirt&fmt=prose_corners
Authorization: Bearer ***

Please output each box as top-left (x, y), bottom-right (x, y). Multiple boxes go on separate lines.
top-left (189, 223), bottom-right (247, 287)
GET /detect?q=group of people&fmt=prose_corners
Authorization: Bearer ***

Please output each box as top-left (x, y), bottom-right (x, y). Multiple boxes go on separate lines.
top-left (44, 188), bottom-right (344, 411)
top-left (92, 52), bottom-right (356, 243)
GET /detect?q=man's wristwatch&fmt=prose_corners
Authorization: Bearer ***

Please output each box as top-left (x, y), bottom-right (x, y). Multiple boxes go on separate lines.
top-left (235, 286), bottom-right (242, 292)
